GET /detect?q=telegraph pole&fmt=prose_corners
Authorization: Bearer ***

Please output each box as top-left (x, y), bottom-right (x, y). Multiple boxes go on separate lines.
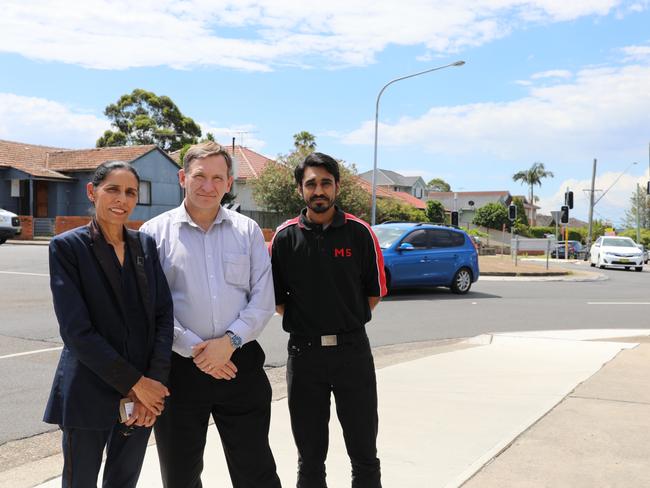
top-left (586, 158), bottom-right (597, 250)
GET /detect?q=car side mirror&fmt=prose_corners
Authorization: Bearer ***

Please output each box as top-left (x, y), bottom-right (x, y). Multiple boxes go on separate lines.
top-left (398, 242), bottom-right (415, 251)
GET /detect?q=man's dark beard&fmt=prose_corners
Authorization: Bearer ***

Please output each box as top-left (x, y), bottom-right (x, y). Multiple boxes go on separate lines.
top-left (307, 196), bottom-right (334, 214)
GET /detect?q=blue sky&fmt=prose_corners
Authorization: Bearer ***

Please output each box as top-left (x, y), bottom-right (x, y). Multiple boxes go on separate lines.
top-left (1, 0), bottom-right (650, 226)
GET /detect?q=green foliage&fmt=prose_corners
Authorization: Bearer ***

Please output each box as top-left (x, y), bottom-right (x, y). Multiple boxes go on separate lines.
top-left (425, 200), bottom-right (446, 223)
top-left (97, 88), bottom-right (201, 151)
top-left (427, 178), bottom-right (451, 192)
top-left (293, 131), bottom-right (317, 152)
top-left (376, 199), bottom-right (425, 223)
top-left (251, 162), bottom-right (303, 215)
top-left (338, 164), bottom-right (372, 222)
top-left (620, 228), bottom-right (650, 247)
top-left (472, 203), bottom-right (510, 230)
top-left (528, 226), bottom-right (555, 238)
top-left (512, 197), bottom-right (529, 227)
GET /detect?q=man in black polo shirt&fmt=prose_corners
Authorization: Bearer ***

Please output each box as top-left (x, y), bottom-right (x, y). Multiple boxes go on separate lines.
top-left (271, 152), bottom-right (387, 488)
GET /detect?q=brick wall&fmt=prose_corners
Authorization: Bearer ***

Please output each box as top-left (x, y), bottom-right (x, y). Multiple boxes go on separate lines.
top-left (262, 228), bottom-right (275, 243)
top-left (55, 217), bottom-right (145, 235)
top-left (14, 216), bottom-right (33, 240)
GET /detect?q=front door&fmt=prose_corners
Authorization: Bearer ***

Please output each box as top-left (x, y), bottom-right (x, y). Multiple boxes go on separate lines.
top-left (35, 181), bottom-right (49, 217)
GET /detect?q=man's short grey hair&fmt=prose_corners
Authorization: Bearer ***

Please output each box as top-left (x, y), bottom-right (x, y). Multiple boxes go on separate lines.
top-left (183, 141), bottom-right (233, 176)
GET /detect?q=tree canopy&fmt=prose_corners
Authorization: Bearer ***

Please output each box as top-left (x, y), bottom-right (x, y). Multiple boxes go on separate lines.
top-left (96, 89), bottom-right (202, 151)
top-left (425, 200), bottom-right (446, 223)
top-left (512, 162), bottom-right (554, 204)
top-left (472, 203), bottom-right (510, 230)
top-left (427, 178), bottom-right (451, 192)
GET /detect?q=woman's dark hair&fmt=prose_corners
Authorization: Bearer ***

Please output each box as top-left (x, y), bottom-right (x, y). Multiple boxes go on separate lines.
top-left (294, 152), bottom-right (340, 185)
top-left (91, 161), bottom-right (140, 187)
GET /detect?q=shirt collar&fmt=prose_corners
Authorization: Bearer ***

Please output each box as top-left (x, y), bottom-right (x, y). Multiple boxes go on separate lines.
top-left (172, 203), bottom-right (232, 229)
top-left (298, 206), bottom-right (346, 230)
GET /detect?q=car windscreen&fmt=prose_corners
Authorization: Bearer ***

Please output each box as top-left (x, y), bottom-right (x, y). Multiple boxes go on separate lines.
top-left (602, 238), bottom-right (636, 247)
top-left (372, 226), bottom-right (406, 249)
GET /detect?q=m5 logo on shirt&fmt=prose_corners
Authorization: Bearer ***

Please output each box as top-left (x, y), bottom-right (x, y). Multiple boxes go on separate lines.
top-left (334, 248), bottom-right (353, 257)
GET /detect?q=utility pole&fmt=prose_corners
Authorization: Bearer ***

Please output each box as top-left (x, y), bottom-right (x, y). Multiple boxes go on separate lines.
top-left (586, 158), bottom-right (597, 250)
top-left (636, 183), bottom-right (641, 243)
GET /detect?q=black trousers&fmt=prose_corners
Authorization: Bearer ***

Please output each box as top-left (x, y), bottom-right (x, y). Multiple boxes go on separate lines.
top-left (287, 333), bottom-right (381, 488)
top-left (61, 422), bottom-right (151, 488)
top-left (154, 341), bottom-right (281, 488)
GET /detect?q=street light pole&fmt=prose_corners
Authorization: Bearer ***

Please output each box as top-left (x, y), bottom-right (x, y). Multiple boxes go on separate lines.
top-left (370, 60), bottom-right (465, 225)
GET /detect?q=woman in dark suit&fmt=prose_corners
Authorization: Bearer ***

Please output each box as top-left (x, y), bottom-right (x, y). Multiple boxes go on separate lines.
top-left (43, 161), bottom-right (174, 488)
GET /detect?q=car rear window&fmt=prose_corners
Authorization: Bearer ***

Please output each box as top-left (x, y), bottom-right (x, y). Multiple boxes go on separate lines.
top-left (429, 229), bottom-right (466, 248)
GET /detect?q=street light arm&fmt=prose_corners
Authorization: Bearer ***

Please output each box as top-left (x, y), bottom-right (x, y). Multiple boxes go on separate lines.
top-left (371, 60), bottom-right (465, 225)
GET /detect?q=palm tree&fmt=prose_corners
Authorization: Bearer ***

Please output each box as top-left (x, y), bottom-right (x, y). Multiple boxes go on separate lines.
top-left (512, 162), bottom-right (554, 205)
top-left (293, 131), bottom-right (317, 152)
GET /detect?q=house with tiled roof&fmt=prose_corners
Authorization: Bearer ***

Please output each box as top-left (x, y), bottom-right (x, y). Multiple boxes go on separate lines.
top-left (355, 177), bottom-right (427, 211)
top-left (169, 142), bottom-right (275, 213)
top-left (0, 139), bottom-right (183, 230)
top-left (358, 169), bottom-right (428, 199)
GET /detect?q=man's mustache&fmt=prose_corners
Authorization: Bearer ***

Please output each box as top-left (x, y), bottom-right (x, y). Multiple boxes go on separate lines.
top-left (309, 196), bottom-right (330, 203)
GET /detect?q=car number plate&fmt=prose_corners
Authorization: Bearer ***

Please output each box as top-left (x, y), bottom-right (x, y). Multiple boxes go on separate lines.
top-left (620, 258), bottom-right (629, 263)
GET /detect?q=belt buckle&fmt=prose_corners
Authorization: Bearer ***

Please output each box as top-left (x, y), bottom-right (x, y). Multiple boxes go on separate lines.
top-left (321, 335), bottom-right (337, 347)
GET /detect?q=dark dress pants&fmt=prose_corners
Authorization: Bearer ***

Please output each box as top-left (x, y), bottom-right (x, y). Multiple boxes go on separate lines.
top-left (61, 422), bottom-right (151, 488)
top-left (154, 341), bottom-right (281, 488)
top-left (287, 336), bottom-right (381, 488)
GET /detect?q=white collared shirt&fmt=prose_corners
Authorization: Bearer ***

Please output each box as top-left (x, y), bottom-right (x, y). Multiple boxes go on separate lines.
top-left (141, 204), bottom-right (275, 357)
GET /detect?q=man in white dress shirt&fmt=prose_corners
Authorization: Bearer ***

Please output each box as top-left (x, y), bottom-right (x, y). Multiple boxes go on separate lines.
top-left (141, 141), bottom-right (281, 488)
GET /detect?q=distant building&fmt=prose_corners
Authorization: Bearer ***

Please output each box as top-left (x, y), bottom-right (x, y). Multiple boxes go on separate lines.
top-left (511, 195), bottom-right (541, 226)
top-left (427, 191), bottom-right (512, 227)
top-left (358, 169), bottom-right (428, 199)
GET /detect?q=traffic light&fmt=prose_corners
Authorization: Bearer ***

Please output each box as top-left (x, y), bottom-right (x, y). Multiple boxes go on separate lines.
top-left (451, 211), bottom-right (459, 227)
top-left (565, 191), bottom-right (574, 209)
top-left (560, 205), bottom-right (569, 224)
top-left (508, 204), bottom-right (517, 221)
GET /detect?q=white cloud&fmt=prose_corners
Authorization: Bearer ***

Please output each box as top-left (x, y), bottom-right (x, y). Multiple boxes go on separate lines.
top-left (0, 93), bottom-right (109, 148)
top-left (530, 69), bottom-right (573, 79)
top-left (621, 41), bottom-right (650, 61)
top-left (342, 62), bottom-right (650, 166)
top-left (0, 0), bottom-right (641, 70)
top-left (537, 168), bottom-right (649, 225)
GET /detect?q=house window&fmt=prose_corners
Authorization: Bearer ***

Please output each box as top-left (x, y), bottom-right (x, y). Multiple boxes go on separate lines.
top-left (138, 181), bottom-right (152, 205)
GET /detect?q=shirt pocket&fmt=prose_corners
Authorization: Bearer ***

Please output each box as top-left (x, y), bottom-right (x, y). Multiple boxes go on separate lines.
top-left (223, 252), bottom-right (250, 288)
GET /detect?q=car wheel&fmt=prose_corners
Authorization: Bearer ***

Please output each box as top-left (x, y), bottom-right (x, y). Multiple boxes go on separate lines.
top-left (635, 266), bottom-right (643, 272)
top-left (0, 237), bottom-right (6, 245)
top-left (598, 257), bottom-right (606, 269)
top-left (450, 268), bottom-right (472, 294)
top-left (625, 266), bottom-right (630, 270)
top-left (590, 261), bottom-right (595, 267)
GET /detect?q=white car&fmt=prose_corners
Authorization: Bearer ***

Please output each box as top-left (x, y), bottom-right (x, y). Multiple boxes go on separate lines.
top-left (0, 208), bottom-right (21, 245)
top-left (589, 236), bottom-right (644, 271)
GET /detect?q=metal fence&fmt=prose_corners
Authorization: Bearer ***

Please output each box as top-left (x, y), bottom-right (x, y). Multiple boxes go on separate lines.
top-left (33, 218), bottom-right (55, 237)
top-left (241, 210), bottom-right (293, 230)
top-left (510, 236), bottom-right (556, 269)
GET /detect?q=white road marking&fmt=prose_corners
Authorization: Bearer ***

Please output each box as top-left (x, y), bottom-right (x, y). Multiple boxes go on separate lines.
top-left (587, 302), bottom-right (650, 305)
top-left (0, 346), bottom-right (63, 360)
top-left (0, 270), bottom-right (49, 277)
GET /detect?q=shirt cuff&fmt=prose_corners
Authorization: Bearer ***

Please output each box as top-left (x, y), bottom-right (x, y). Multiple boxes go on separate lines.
top-left (172, 328), bottom-right (204, 358)
top-left (227, 319), bottom-right (251, 345)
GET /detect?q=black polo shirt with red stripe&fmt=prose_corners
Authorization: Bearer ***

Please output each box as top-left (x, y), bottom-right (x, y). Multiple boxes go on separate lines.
top-left (271, 206), bottom-right (387, 337)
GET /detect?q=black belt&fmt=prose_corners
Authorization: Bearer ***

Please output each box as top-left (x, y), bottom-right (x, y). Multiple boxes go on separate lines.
top-left (289, 328), bottom-right (368, 347)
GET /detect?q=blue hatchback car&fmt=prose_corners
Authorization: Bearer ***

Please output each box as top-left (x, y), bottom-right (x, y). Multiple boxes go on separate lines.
top-left (372, 223), bottom-right (480, 294)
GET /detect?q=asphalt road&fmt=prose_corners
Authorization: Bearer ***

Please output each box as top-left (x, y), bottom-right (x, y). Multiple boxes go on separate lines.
top-left (1, 244), bottom-right (649, 446)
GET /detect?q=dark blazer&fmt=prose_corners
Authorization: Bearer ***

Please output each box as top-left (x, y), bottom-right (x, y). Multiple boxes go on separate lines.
top-left (43, 220), bottom-right (174, 430)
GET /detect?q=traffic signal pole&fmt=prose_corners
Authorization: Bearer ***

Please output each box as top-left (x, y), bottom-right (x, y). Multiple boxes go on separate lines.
top-left (586, 158), bottom-right (597, 252)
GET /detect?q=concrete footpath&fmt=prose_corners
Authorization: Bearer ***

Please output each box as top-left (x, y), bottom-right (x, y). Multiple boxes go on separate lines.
top-left (11, 328), bottom-right (646, 487)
